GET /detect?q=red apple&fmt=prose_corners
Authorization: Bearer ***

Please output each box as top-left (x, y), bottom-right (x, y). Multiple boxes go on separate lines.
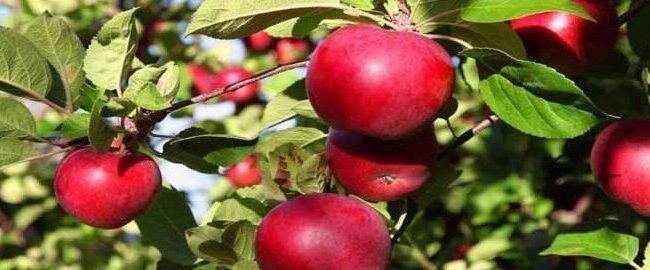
top-left (275, 38), bottom-right (309, 64)
top-left (54, 148), bottom-right (161, 229)
top-left (306, 24), bottom-right (454, 139)
top-left (510, 0), bottom-right (619, 75)
top-left (246, 31), bottom-right (274, 51)
top-left (225, 155), bottom-right (262, 188)
top-left (326, 128), bottom-right (437, 201)
top-left (188, 64), bottom-right (214, 95)
top-left (255, 193), bottom-right (391, 270)
top-left (591, 119), bottom-right (650, 216)
top-left (215, 66), bottom-right (260, 104)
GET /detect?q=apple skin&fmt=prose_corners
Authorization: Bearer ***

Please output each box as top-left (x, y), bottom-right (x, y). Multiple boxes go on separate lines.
top-left (246, 31), bottom-right (274, 51)
top-left (255, 193), bottom-right (391, 270)
top-left (188, 64), bottom-right (214, 95)
top-left (214, 67), bottom-right (260, 104)
top-left (306, 24), bottom-right (454, 139)
top-left (509, 0), bottom-right (619, 75)
top-left (591, 119), bottom-right (650, 216)
top-left (54, 148), bottom-right (161, 229)
top-left (326, 128), bottom-right (437, 201)
top-left (275, 38), bottom-right (309, 64)
top-left (225, 155), bottom-right (262, 188)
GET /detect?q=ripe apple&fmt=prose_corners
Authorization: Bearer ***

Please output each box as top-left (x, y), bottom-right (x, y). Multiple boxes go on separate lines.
top-left (214, 67), bottom-right (260, 104)
top-left (306, 24), bottom-right (454, 139)
top-left (54, 148), bottom-right (161, 229)
top-left (509, 0), bottom-right (619, 75)
top-left (274, 38), bottom-right (309, 64)
top-left (225, 155), bottom-right (262, 188)
top-left (246, 31), bottom-right (274, 52)
top-left (188, 64), bottom-right (214, 95)
top-left (255, 193), bottom-right (391, 270)
top-left (591, 119), bottom-right (650, 216)
top-left (326, 128), bottom-right (437, 201)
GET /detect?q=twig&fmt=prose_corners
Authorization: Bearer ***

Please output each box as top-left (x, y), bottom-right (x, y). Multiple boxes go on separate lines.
top-left (0, 146), bottom-right (73, 170)
top-left (422, 34), bottom-right (473, 49)
top-left (619, 0), bottom-right (650, 26)
top-left (153, 60), bottom-right (308, 118)
top-left (438, 115), bottom-right (499, 159)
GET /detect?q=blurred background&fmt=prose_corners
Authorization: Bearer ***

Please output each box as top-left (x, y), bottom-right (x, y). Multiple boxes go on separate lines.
top-left (0, 0), bottom-right (647, 269)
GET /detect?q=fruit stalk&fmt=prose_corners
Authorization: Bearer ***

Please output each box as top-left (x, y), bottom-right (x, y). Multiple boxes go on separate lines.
top-left (438, 115), bottom-right (499, 159)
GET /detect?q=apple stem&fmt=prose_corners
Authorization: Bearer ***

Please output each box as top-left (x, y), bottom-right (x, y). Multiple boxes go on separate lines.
top-left (438, 115), bottom-right (499, 159)
top-left (422, 34), bottom-right (473, 49)
top-left (619, 0), bottom-right (649, 26)
top-left (393, 0), bottom-right (415, 31)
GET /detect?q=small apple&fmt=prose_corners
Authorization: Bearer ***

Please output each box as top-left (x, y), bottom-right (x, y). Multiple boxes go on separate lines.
top-left (225, 155), bottom-right (262, 188)
top-left (246, 31), bottom-right (274, 52)
top-left (188, 64), bottom-right (214, 95)
top-left (591, 119), bottom-right (650, 216)
top-left (214, 67), bottom-right (260, 104)
top-left (54, 148), bottom-right (161, 229)
top-left (326, 128), bottom-right (437, 201)
top-left (255, 193), bottom-right (391, 270)
top-left (306, 24), bottom-right (454, 139)
top-left (509, 0), bottom-right (619, 75)
top-left (275, 38), bottom-right (309, 64)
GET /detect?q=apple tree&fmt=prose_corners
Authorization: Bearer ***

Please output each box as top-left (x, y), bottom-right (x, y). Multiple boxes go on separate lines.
top-left (0, 0), bottom-right (650, 269)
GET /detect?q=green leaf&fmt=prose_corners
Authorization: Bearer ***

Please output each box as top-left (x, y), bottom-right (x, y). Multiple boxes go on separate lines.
top-left (628, 2), bottom-right (650, 60)
top-left (124, 82), bottom-right (171, 110)
top-left (342, 0), bottom-right (375, 9)
top-left (261, 79), bottom-right (307, 129)
top-left (0, 97), bottom-right (36, 138)
top-left (136, 185), bottom-right (198, 266)
top-left (541, 226), bottom-right (639, 264)
top-left (211, 196), bottom-right (267, 225)
top-left (265, 10), bottom-right (365, 38)
top-left (127, 65), bottom-right (166, 91)
top-left (233, 260), bottom-right (260, 270)
top-left (256, 127), bottom-right (325, 154)
top-left (162, 128), bottom-right (258, 174)
top-left (407, 0), bottom-right (461, 25)
top-left (291, 100), bottom-right (319, 120)
top-left (643, 68), bottom-right (650, 90)
top-left (186, 0), bottom-right (343, 39)
top-left (0, 138), bottom-right (35, 167)
top-left (461, 0), bottom-right (592, 23)
top-left (158, 62), bottom-right (181, 102)
top-left (83, 8), bottom-right (139, 90)
top-left (467, 237), bottom-right (512, 262)
top-left (88, 89), bottom-right (115, 153)
top-left (0, 27), bottom-right (52, 100)
top-left (186, 225), bottom-right (237, 264)
top-left (60, 111), bottom-right (90, 139)
top-left (461, 48), bottom-right (600, 138)
top-left (222, 221), bottom-right (257, 261)
top-left (449, 22), bottom-right (526, 59)
top-left (24, 12), bottom-right (85, 109)
top-left (642, 241), bottom-right (650, 270)
top-left (14, 198), bottom-right (57, 229)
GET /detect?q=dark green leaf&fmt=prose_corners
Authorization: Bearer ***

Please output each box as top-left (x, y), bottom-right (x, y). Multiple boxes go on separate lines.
top-left (88, 89), bottom-right (116, 153)
top-left (124, 82), bottom-right (171, 110)
top-left (136, 185), bottom-right (198, 265)
top-left (449, 22), bottom-right (526, 59)
top-left (0, 97), bottom-right (36, 138)
top-left (0, 27), bottom-right (52, 99)
top-left (461, 0), bottom-right (591, 23)
top-left (162, 128), bottom-right (258, 173)
top-left (628, 3), bottom-right (650, 60)
top-left (186, 225), bottom-right (236, 264)
top-left (24, 12), bottom-right (85, 109)
top-left (186, 0), bottom-right (344, 38)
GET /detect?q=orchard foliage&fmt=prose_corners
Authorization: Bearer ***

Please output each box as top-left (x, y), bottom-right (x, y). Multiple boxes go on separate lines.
top-left (0, 0), bottom-right (649, 269)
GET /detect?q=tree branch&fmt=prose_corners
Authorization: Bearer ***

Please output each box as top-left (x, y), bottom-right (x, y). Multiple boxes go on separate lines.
top-left (619, 0), bottom-right (650, 26)
top-left (438, 115), bottom-right (499, 159)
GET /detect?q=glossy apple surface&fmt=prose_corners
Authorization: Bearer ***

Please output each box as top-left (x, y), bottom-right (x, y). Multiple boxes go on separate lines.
top-left (255, 193), bottom-right (391, 270)
top-left (306, 24), bottom-right (454, 139)
top-left (54, 148), bottom-right (161, 229)
top-left (225, 155), bottom-right (262, 188)
top-left (591, 119), bottom-right (650, 215)
top-left (215, 66), bottom-right (259, 104)
top-left (275, 38), bottom-right (309, 64)
top-left (326, 128), bottom-right (437, 201)
top-left (510, 0), bottom-right (619, 75)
